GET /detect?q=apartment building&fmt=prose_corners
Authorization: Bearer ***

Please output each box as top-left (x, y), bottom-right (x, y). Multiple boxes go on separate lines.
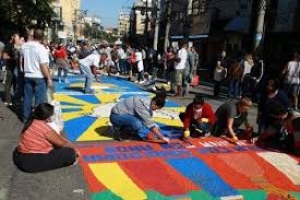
top-left (52, 0), bottom-right (81, 41)
top-left (118, 11), bottom-right (130, 37)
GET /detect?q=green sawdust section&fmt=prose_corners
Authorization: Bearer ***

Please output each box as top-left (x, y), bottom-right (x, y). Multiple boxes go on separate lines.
top-left (91, 189), bottom-right (298, 200)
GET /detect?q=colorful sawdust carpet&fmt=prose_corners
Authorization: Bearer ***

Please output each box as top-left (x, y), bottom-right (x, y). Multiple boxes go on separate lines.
top-left (54, 75), bottom-right (300, 200)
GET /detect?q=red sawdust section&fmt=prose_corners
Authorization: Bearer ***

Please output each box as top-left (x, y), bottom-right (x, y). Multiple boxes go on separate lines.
top-left (196, 153), bottom-right (259, 190)
top-left (81, 163), bottom-right (107, 193)
top-left (250, 153), bottom-right (300, 192)
top-left (119, 159), bottom-right (199, 196)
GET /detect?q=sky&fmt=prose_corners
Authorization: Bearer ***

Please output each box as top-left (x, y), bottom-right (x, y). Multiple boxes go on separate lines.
top-left (81, 0), bottom-right (135, 28)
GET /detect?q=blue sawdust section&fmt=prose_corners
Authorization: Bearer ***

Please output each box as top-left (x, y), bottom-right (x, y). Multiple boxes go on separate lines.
top-left (54, 75), bottom-right (146, 94)
top-left (64, 116), bottom-right (97, 141)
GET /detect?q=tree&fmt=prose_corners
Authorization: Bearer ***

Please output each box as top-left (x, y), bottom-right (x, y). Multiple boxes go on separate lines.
top-left (82, 23), bottom-right (117, 44)
top-left (0, 0), bottom-right (55, 42)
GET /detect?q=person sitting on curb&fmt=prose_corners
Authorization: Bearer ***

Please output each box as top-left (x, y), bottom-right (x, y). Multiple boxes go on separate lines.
top-left (212, 97), bottom-right (253, 143)
top-left (179, 95), bottom-right (216, 139)
top-left (13, 103), bottom-right (79, 173)
top-left (109, 90), bottom-right (170, 143)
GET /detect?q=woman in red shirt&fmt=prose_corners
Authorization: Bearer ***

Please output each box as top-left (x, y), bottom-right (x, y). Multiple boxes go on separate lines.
top-left (180, 95), bottom-right (216, 138)
top-left (54, 44), bottom-right (70, 83)
top-left (13, 103), bottom-right (79, 173)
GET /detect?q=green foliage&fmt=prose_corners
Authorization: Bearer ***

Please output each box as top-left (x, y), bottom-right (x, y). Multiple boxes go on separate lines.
top-left (83, 23), bottom-right (117, 43)
top-left (0, 0), bottom-right (55, 41)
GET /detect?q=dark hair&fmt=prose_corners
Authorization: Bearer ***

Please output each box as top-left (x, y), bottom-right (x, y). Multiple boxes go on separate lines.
top-left (266, 78), bottom-right (280, 90)
top-left (152, 87), bottom-right (167, 108)
top-left (33, 29), bottom-right (44, 41)
top-left (22, 103), bottom-right (54, 133)
top-left (193, 94), bottom-right (204, 105)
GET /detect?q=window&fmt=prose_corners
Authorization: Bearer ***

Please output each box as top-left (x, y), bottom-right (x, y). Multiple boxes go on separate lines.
top-left (200, 0), bottom-right (206, 13)
top-left (193, 0), bottom-right (200, 16)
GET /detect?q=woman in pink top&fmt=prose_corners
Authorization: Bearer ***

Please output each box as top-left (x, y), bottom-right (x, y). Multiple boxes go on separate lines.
top-left (13, 103), bottom-right (79, 173)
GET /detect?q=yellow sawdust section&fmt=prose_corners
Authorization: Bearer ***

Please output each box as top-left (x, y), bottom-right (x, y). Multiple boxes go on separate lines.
top-left (60, 105), bottom-right (82, 109)
top-left (89, 163), bottom-right (147, 200)
top-left (95, 94), bottom-right (121, 103)
top-left (167, 106), bottom-right (186, 112)
top-left (53, 94), bottom-right (90, 106)
top-left (77, 118), bottom-right (112, 141)
top-left (69, 82), bottom-right (120, 93)
top-left (62, 105), bottom-right (95, 121)
top-left (154, 118), bottom-right (183, 128)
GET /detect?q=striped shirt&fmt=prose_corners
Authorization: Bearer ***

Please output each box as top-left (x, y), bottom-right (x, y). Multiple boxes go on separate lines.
top-left (18, 120), bottom-right (54, 154)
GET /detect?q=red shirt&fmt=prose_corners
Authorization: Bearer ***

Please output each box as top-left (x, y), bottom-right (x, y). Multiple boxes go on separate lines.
top-left (183, 102), bottom-right (216, 130)
top-left (18, 120), bottom-right (54, 154)
top-left (54, 48), bottom-right (67, 59)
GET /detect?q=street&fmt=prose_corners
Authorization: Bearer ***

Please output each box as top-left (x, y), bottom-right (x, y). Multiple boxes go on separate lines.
top-left (1, 75), bottom-right (299, 200)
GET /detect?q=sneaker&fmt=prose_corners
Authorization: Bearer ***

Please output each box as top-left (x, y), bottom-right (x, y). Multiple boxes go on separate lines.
top-left (114, 129), bottom-right (123, 141)
top-left (139, 80), bottom-right (145, 84)
top-left (84, 89), bottom-right (95, 94)
top-left (114, 129), bottom-right (132, 142)
top-left (167, 82), bottom-right (171, 85)
top-left (115, 72), bottom-right (120, 76)
top-left (151, 85), bottom-right (157, 91)
top-left (203, 132), bottom-right (211, 137)
top-left (3, 102), bottom-right (12, 106)
top-left (134, 80), bottom-right (139, 83)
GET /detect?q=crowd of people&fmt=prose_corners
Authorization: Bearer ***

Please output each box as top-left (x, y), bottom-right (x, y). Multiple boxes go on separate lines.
top-left (0, 28), bottom-right (299, 173)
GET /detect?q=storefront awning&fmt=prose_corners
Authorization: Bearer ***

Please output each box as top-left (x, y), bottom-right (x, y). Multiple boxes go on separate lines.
top-left (170, 35), bottom-right (208, 40)
top-left (225, 17), bottom-right (250, 34)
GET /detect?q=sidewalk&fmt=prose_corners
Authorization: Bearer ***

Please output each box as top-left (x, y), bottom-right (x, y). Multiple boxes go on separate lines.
top-left (0, 83), bottom-right (89, 200)
top-left (0, 76), bottom-right (258, 200)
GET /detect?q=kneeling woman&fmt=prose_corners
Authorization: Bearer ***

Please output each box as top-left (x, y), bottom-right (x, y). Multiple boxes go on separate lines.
top-left (180, 95), bottom-right (216, 139)
top-left (13, 103), bottom-right (79, 173)
top-left (110, 91), bottom-right (169, 143)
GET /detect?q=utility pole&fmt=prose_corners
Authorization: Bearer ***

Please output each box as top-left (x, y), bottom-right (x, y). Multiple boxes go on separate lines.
top-left (144, 0), bottom-right (149, 47)
top-left (153, 0), bottom-right (161, 50)
top-left (184, 0), bottom-right (193, 42)
top-left (164, 0), bottom-right (171, 51)
top-left (250, 0), bottom-right (267, 54)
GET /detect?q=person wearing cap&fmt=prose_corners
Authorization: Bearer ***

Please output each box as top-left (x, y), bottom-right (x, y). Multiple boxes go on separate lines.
top-left (180, 95), bottom-right (216, 139)
top-left (213, 97), bottom-right (253, 142)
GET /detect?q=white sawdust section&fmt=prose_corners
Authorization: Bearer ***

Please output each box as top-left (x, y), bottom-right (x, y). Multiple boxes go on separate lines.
top-left (88, 101), bottom-right (180, 120)
top-left (257, 152), bottom-right (300, 185)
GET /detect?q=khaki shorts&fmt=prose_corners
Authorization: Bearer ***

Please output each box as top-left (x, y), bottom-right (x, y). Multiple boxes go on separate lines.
top-left (174, 69), bottom-right (184, 86)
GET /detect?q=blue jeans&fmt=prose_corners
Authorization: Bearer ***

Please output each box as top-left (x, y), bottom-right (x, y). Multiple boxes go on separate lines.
top-left (110, 113), bottom-right (150, 138)
top-left (23, 77), bottom-right (47, 122)
top-left (79, 64), bottom-right (93, 92)
top-left (58, 68), bottom-right (69, 81)
top-left (228, 80), bottom-right (240, 98)
top-left (14, 67), bottom-right (24, 102)
top-left (193, 122), bottom-right (211, 134)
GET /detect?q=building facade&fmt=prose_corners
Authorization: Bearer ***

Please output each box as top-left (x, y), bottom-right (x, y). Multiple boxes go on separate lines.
top-left (118, 11), bottom-right (130, 37)
top-left (51, 0), bottom-right (81, 42)
top-left (129, 0), bottom-right (153, 46)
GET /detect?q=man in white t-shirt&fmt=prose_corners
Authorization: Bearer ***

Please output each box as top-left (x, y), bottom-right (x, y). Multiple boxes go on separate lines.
top-left (21, 29), bottom-right (52, 122)
top-left (134, 48), bottom-right (145, 83)
top-left (79, 53), bottom-right (100, 93)
top-left (282, 52), bottom-right (300, 109)
top-left (174, 42), bottom-right (188, 97)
